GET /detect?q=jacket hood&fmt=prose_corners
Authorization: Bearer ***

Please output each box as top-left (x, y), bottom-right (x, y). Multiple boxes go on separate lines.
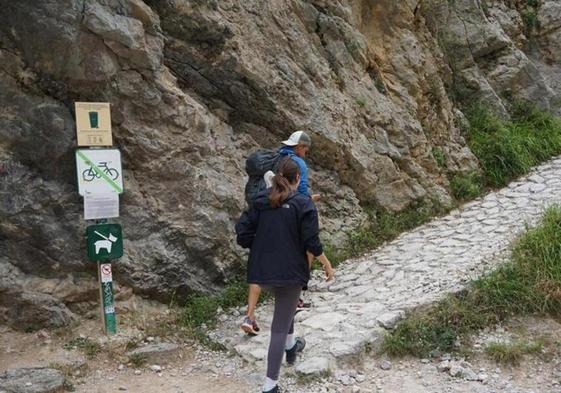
top-left (252, 189), bottom-right (297, 210)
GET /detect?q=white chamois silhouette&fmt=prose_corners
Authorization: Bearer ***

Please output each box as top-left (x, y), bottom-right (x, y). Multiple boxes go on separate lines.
top-left (94, 231), bottom-right (118, 254)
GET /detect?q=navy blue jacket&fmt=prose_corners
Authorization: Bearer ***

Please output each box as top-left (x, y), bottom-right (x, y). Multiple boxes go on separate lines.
top-left (235, 190), bottom-right (323, 287)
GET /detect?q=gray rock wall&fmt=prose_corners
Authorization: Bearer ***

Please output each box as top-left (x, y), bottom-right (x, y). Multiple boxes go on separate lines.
top-left (0, 0), bottom-right (560, 330)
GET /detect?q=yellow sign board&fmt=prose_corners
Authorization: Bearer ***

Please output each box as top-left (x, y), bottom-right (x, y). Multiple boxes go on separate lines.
top-left (75, 102), bottom-right (112, 146)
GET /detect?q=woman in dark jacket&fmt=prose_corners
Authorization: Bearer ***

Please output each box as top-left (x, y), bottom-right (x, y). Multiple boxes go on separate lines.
top-left (236, 157), bottom-right (335, 393)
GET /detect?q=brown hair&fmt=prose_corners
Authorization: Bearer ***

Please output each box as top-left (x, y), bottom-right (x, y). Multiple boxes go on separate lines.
top-left (269, 157), bottom-right (300, 208)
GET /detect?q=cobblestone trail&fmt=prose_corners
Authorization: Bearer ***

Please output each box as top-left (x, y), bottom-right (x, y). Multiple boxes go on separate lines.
top-left (210, 157), bottom-right (561, 376)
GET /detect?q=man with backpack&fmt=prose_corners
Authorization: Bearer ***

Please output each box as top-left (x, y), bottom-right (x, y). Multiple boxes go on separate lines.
top-left (241, 130), bottom-right (320, 336)
top-left (277, 130), bottom-right (320, 202)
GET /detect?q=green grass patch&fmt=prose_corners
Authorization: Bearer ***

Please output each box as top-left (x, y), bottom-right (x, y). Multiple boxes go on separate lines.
top-left (523, 10), bottom-right (539, 32)
top-left (383, 205), bottom-right (561, 357)
top-left (63, 337), bottom-right (101, 359)
top-left (450, 171), bottom-right (482, 200)
top-left (465, 103), bottom-right (561, 189)
top-left (484, 340), bottom-right (543, 365)
top-left (526, 0), bottom-right (539, 7)
top-left (179, 280), bottom-right (271, 348)
top-left (356, 98), bottom-right (367, 108)
top-left (128, 353), bottom-right (148, 368)
top-left (432, 146), bottom-right (446, 168)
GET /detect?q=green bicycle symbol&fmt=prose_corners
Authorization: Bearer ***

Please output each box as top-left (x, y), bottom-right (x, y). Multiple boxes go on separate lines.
top-left (82, 161), bottom-right (119, 182)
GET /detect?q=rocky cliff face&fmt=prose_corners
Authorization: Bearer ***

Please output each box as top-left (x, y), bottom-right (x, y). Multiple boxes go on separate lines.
top-left (1, 0), bottom-right (560, 330)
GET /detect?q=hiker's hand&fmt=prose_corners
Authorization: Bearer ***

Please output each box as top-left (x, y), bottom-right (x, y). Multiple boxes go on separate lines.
top-left (323, 264), bottom-right (335, 281)
top-left (312, 194), bottom-right (321, 202)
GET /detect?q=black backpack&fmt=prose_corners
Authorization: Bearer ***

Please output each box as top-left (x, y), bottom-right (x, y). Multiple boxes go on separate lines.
top-left (244, 149), bottom-right (284, 205)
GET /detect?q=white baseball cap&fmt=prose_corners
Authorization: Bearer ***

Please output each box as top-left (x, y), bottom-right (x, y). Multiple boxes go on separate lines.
top-left (282, 130), bottom-right (311, 146)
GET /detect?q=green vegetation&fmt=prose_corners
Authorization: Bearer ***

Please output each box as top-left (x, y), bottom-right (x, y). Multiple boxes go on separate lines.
top-left (523, 10), bottom-right (539, 31)
top-left (181, 281), bottom-right (247, 331)
top-left (63, 337), bottom-right (101, 359)
top-left (449, 171), bottom-right (482, 200)
top-left (383, 205), bottom-right (561, 357)
top-left (526, 0), bottom-right (539, 7)
top-left (128, 353), bottom-right (148, 368)
top-left (356, 97), bottom-right (367, 108)
top-left (480, 0), bottom-right (489, 15)
top-left (179, 280), bottom-right (271, 348)
top-left (432, 147), bottom-right (446, 169)
top-left (484, 340), bottom-right (543, 365)
top-left (465, 103), bottom-right (561, 188)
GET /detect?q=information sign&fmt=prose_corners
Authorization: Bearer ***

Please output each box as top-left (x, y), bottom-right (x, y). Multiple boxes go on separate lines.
top-left (86, 223), bottom-right (123, 261)
top-left (75, 102), bottom-right (112, 146)
top-left (84, 193), bottom-right (119, 220)
top-left (76, 149), bottom-right (123, 195)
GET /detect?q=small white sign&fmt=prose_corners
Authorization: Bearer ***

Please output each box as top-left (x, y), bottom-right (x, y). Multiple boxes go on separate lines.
top-left (100, 263), bottom-right (113, 283)
top-left (76, 149), bottom-right (123, 195)
top-left (84, 193), bottom-right (119, 220)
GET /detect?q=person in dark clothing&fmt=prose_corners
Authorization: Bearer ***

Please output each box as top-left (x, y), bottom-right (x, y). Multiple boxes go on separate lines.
top-left (236, 158), bottom-right (335, 393)
top-left (242, 130), bottom-right (318, 336)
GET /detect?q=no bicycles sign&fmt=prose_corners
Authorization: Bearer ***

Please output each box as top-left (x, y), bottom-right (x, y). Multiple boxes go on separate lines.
top-left (76, 149), bottom-right (123, 195)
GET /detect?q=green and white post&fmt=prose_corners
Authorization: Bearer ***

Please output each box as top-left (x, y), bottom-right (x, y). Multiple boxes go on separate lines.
top-left (86, 222), bottom-right (123, 335)
top-left (98, 261), bottom-right (117, 335)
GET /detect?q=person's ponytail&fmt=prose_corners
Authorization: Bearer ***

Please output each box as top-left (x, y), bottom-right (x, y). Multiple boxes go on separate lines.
top-left (269, 157), bottom-right (300, 208)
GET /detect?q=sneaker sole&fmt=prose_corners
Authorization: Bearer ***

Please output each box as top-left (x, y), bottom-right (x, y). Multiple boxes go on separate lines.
top-left (241, 323), bottom-right (258, 336)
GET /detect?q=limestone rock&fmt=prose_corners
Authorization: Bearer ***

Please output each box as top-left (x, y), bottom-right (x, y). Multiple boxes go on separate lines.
top-left (376, 311), bottom-right (405, 330)
top-left (126, 343), bottom-right (180, 363)
top-left (0, 368), bottom-right (65, 393)
top-left (295, 357), bottom-right (332, 376)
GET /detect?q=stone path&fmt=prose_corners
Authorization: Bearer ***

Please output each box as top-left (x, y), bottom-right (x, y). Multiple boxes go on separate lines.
top-left (210, 156), bottom-right (561, 376)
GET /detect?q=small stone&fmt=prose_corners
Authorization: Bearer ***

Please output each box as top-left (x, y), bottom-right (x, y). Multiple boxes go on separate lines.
top-left (126, 343), bottom-right (180, 363)
top-left (295, 357), bottom-right (331, 376)
top-left (420, 358), bottom-right (430, 364)
top-left (437, 360), bottom-right (451, 372)
top-left (146, 336), bottom-right (155, 342)
top-left (464, 369), bottom-right (478, 381)
top-left (119, 387), bottom-right (128, 391)
top-left (25, 382), bottom-right (33, 387)
top-left (134, 370), bottom-right (142, 375)
top-left (338, 374), bottom-right (353, 385)
top-left (150, 365), bottom-right (162, 372)
top-left (376, 311), bottom-right (405, 329)
top-left (379, 360), bottom-right (392, 370)
top-left (118, 364), bottom-right (125, 371)
top-left (429, 349), bottom-right (442, 358)
top-left (449, 365), bottom-right (464, 378)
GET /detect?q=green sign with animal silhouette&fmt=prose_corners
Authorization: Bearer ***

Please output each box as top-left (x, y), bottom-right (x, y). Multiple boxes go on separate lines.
top-left (86, 224), bottom-right (123, 261)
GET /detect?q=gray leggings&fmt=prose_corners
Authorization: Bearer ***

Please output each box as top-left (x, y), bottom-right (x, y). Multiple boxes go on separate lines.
top-left (266, 285), bottom-right (302, 380)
